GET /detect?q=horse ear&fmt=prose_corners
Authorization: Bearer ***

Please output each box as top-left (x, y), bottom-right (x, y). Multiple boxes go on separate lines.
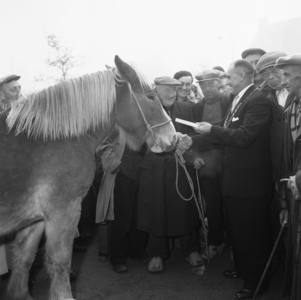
top-left (105, 64), bottom-right (113, 70)
top-left (114, 55), bottom-right (143, 92)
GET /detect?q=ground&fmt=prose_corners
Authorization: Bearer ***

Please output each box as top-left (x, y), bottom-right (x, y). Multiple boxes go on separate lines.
top-left (0, 236), bottom-right (290, 300)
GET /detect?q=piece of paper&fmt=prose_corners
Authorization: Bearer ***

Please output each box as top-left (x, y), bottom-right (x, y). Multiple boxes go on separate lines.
top-left (175, 118), bottom-right (199, 128)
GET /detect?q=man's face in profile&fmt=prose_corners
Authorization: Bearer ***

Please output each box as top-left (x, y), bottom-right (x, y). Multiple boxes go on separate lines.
top-left (0, 80), bottom-right (21, 104)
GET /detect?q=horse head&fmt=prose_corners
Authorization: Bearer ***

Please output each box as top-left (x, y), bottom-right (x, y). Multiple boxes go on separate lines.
top-left (114, 55), bottom-right (177, 153)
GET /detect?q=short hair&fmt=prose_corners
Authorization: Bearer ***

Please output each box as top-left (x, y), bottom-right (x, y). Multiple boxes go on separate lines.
top-left (233, 59), bottom-right (254, 76)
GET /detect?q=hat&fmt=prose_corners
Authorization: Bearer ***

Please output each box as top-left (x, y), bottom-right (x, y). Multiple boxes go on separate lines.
top-left (195, 69), bottom-right (221, 82)
top-left (241, 48), bottom-right (266, 59)
top-left (154, 76), bottom-right (182, 87)
top-left (256, 51), bottom-right (287, 73)
top-left (173, 71), bottom-right (193, 80)
top-left (274, 54), bottom-right (301, 69)
top-left (212, 66), bottom-right (225, 72)
top-left (0, 74), bottom-right (21, 88)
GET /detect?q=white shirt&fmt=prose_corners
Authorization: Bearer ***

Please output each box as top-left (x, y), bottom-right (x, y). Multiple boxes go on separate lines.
top-left (231, 84), bottom-right (253, 112)
top-left (276, 88), bottom-right (289, 108)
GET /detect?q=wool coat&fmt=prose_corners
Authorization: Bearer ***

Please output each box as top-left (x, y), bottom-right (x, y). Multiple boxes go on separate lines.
top-left (281, 96), bottom-right (301, 300)
top-left (137, 101), bottom-right (200, 237)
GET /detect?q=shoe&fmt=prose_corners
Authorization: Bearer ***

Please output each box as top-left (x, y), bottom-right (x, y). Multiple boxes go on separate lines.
top-left (69, 270), bottom-right (77, 281)
top-left (98, 251), bottom-right (110, 262)
top-left (202, 244), bottom-right (224, 261)
top-left (186, 252), bottom-right (204, 267)
top-left (223, 270), bottom-right (241, 279)
top-left (186, 252), bottom-right (206, 275)
top-left (148, 257), bottom-right (163, 273)
top-left (73, 244), bottom-right (87, 253)
top-left (113, 264), bottom-right (128, 273)
top-left (233, 288), bottom-right (254, 300)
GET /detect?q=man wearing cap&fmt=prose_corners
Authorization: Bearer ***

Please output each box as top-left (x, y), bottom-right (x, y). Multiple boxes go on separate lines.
top-left (192, 69), bottom-right (230, 261)
top-left (194, 59), bottom-right (273, 299)
top-left (174, 71), bottom-right (198, 104)
top-left (274, 54), bottom-right (301, 300)
top-left (137, 76), bottom-right (204, 275)
top-left (0, 74), bottom-right (21, 111)
top-left (241, 48), bottom-right (266, 88)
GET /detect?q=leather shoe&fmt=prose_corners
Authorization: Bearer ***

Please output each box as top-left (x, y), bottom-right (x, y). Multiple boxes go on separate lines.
top-left (223, 270), bottom-right (241, 279)
top-left (98, 251), bottom-right (110, 262)
top-left (113, 264), bottom-right (128, 273)
top-left (233, 288), bottom-right (254, 300)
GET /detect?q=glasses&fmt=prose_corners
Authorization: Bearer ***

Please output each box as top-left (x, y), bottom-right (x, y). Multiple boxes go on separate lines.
top-left (179, 82), bottom-right (192, 90)
top-left (261, 68), bottom-right (281, 79)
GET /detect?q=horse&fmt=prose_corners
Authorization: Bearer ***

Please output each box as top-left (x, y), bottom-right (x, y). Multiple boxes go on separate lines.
top-left (0, 55), bottom-right (177, 300)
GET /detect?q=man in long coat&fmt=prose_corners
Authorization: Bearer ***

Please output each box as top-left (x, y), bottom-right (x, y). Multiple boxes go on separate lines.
top-left (137, 76), bottom-right (203, 274)
top-left (274, 54), bottom-right (301, 300)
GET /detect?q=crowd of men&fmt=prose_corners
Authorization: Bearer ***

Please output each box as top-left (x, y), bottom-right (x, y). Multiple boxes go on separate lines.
top-left (1, 48), bottom-right (301, 300)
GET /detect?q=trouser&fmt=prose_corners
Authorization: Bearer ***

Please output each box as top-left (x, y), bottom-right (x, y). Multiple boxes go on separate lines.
top-left (110, 171), bottom-right (148, 266)
top-left (224, 193), bottom-right (273, 290)
top-left (98, 222), bottom-right (111, 254)
top-left (147, 227), bottom-right (200, 260)
top-left (199, 174), bottom-right (224, 246)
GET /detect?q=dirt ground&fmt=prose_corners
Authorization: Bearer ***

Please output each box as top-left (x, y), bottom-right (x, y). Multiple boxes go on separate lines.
top-left (0, 236), bottom-right (291, 300)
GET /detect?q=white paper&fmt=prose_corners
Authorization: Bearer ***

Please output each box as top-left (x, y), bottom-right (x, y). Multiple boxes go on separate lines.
top-left (175, 118), bottom-right (199, 128)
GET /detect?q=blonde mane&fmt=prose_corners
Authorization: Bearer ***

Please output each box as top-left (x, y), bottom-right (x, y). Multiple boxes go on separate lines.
top-left (7, 70), bottom-right (117, 140)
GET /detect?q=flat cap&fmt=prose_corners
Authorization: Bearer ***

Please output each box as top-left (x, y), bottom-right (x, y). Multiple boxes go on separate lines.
top-left (0, 74), bottom-right (21, 88)
top-left (212, 66), bottom-right (225, 72)
top-left (256, 51), bottom-right (287, 73)
top-left (154, 76), bottom-right (182, 87)
top-left (195, 69), bottom-right (222, 82)
top-left (274, 54), bottom-right (301, 69)
top-left (241, 48), bottom-right (266, 59)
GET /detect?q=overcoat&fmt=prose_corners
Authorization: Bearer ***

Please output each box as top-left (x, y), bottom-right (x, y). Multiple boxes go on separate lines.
top-left (281, 96), bottom-right (301, 300)
top-left (137, 101), bottom-right (199, 237)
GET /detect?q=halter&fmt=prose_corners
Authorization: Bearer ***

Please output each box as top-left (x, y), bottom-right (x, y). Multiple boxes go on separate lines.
top-left (130, 88), bottom-right (173, 147)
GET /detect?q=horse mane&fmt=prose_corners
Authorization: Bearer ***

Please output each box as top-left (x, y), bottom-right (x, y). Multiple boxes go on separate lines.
top-left (7, 69), bottom-right (117, 140)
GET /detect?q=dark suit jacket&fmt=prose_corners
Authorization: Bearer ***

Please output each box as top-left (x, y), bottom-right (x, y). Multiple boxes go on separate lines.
top-left (209, 85), bottom-right (274, 198)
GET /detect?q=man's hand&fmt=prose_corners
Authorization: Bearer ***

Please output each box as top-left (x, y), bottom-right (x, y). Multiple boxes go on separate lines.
top-left (287, 176), bottom-right (301, 200)
top-left (194, 157), bottom-right (205, 170)
top-left (279, 208), bottom-right (289, 226)
top-left (175, 132), bottom-right (192, 155)
top-left (194, 122), bottom-right (212, 134)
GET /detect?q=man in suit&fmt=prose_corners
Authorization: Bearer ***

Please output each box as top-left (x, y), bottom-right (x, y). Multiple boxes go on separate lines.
top-left (192, 69), bottom-right (230, 261)
top-left (137, 76), bottom-right (204, 275)
top-left (195, 59), bottom-right (273, 299)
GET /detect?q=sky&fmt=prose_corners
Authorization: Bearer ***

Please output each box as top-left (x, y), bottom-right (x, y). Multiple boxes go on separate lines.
top-left (0, 0), bottom-right (300, 92)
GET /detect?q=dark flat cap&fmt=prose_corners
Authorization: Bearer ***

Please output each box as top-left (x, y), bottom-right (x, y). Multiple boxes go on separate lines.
top-left (256, 51), bottom-right (287, 73)
top-left (212, 66), bottom-right (225, 72)
top-left (275, 54), bottom-right (301, 68)
top-left (195, 69), bottom-right (222, 82)
top-left (173, 70), bottom-right (193, 80)
top-left (154, 76), bottom-right (182, 86)
top-left (241, 48), bottom-right (266, 59)
top-left (0, 74), bottom-right (21, 88)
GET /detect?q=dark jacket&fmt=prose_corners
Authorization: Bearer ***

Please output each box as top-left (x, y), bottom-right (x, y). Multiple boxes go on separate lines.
top-left (137, 101), bottom-right (199, 237)
top-left (281, 96), bottom-right (301, 300)
top-left (208, 85), bottom-right (274, 198)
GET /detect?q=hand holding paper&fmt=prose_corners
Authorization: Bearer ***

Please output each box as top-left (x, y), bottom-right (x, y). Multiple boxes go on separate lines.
top-left (194, 122), bottom-right (212, 134)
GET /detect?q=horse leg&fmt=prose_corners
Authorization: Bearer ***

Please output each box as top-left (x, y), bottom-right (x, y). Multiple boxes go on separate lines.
top-left (45, 198), bottom-right (81, 300)
top-left (6, 221), bottom-right (45, 300)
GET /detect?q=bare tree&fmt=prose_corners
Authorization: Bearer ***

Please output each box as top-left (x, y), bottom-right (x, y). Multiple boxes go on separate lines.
top-left (35, 35), bottom-right (82, 83)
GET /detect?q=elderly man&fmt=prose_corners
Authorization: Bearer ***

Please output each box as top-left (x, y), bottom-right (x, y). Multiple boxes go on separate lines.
top-left (0, 74), bottom-right (21, 279)
top-left (192, 69), bottom-right (230, 260)
top-left (241, 48), bottom-right (266, 88)
top-left (0, 74), bottom-right (21, 111)
top-left (274, 54), bottom-right (301, 300)
top-left (137, 76), bottom-right (204, 275)
top-left (194, 59), bottom-right (273, 299)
